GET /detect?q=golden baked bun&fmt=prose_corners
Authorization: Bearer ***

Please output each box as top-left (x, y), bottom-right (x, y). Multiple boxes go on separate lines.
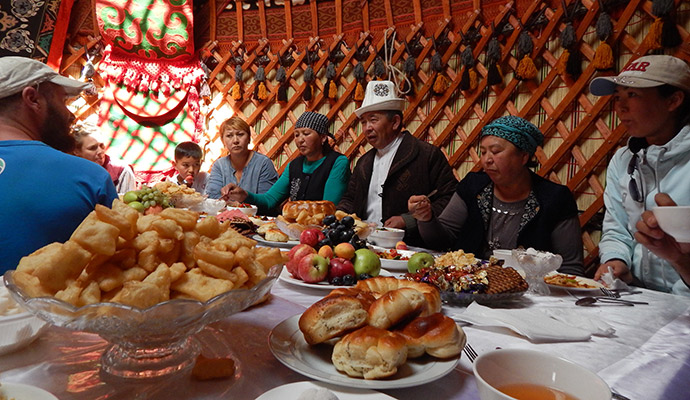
top-left (396, 313), bottom-right (466, 358)
top-left (332, 326), bottom-right (408, 379)
top-left (367, 287), bottom-right (427, 330)
top-left (281, 200), bottom-right (336, 225)
top-left (355, 276), bottom-right (442, 316)
top-left (298, 294), bottom-right (371, 345)
top-left (326, 287), bottom-right (377, 309)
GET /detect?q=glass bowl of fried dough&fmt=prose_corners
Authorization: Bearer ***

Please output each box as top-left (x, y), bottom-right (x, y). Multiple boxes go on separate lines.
top-left (2, 200), bottom-right (286, 379)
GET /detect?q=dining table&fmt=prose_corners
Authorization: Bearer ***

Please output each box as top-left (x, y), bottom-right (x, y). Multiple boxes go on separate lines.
top-left (0, 262), bottom-right (689, 400)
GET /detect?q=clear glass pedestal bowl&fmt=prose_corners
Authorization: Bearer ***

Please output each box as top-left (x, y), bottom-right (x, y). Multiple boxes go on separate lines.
top-left (2, 264), bottom-right (281, 379)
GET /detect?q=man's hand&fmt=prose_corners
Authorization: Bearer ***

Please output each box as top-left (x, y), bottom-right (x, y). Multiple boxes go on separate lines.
top-left (384, 215), bottom-right (406, 229)
top-left (407, 195), bottom-right (432, 222)
top-left (221, 183), bottom-right (248, 202)
top-left (635, 193), bottom-right (690, 282)
top-left (594, 259), bottom-right (633, 283)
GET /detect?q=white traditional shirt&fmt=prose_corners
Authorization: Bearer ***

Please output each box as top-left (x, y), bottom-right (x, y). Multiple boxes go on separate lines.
top-left (366, 134), bottom-right (404, 225)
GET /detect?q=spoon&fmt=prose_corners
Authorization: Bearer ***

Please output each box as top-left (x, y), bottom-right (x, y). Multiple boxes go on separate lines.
top-left (575, 297), bottom-right (644, 306)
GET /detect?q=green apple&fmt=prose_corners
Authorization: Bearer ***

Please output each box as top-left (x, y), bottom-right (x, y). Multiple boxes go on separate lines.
top-left (122, 191), bottom-right (139, 204)
top-left (408, 252), bottom-right (435, 273)
top-left (353, 248), bottom-right (381, 277)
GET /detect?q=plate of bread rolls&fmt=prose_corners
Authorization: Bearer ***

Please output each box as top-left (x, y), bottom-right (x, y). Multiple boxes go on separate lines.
top-left (268, 277), bottom-right (464, 389)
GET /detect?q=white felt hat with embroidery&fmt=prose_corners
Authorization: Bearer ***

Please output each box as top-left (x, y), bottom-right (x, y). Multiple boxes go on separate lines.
top-left (354, 80), bottom-right (406, 118)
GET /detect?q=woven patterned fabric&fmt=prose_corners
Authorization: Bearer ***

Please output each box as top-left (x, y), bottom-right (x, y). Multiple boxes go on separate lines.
top-left (95, 0), bottom-right (204, 96)
top-left (0, 0), bottom-right (67, 62)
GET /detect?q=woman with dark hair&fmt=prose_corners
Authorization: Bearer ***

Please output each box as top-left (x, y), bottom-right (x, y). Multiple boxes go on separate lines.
top-left (409, 115), bottom-right (584, 276)
top-left (205, 115), bottom-right (278, 199)
top-left (590, 55), bottom-right (690, 296)
top-left (223, 111), bottom-right (350, 208)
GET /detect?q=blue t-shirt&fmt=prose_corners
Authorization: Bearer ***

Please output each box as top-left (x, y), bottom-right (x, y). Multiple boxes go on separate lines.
top-left (0, 141), bottom-right (118, 273)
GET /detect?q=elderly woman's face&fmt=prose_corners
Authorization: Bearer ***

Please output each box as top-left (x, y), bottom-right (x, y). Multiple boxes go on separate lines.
top-left (222, 128), bottom-right (251, 157)
top-left (480, 135), bottom-right (529, 185)
top-left (74, 134), bottom-right (106, 165)
top-left (294, 127), bottom-right (325, 161)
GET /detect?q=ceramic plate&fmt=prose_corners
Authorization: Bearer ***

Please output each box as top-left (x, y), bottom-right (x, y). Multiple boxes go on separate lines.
top-left (268, 315), bottom-right (460, 389)
top-left (279, 269), bottom-right (393, 290)
top-left (544, 272), bottom-right (605, 293)
top-left (252, 234), bottom-right (300, 249)
top-left (0, 382), bottom-right (58, 400)
top-left (256, 381), bottom-right (396, 400)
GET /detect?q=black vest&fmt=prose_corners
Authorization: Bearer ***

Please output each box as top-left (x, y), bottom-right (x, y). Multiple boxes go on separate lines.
top-left (288, 151), bottom-right (341, 201)
top-left (455, 172), bottom-right (578, 256)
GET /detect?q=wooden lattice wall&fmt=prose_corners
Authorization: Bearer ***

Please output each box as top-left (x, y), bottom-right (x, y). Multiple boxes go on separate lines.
top-left (61, 0), bottom-right (690, 273)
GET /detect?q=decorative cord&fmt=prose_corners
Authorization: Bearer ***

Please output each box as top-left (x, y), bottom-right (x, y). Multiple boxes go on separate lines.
top-left (382, 27), bottom-right (412, 96)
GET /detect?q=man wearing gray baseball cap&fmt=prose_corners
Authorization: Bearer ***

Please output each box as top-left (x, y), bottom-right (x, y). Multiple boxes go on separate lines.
top-left (590, 55), bottom-right (690, 296)
top-left (0, 57), bottom-right (118, 273)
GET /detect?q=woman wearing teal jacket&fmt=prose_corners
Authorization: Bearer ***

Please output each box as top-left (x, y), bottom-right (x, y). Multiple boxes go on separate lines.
top-left (222, 111), bottom-right (350, 209)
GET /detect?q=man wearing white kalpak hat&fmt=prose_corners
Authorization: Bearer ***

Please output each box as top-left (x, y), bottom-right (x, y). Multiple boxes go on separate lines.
top-left (0, 57), bottom-right (118, 273)
top-left (338, 80), bottom-right (457, 247)
top-left (589, 55), bottom-right (690, 297)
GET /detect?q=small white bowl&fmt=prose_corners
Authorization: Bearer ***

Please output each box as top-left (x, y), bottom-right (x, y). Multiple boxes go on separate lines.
top-left (367, 227), bottom-right (405, 248)
top-left (652, 206), bottom-right (690, 243)
top-left (0, 311), bottom-right (46, 356)
top-left (473, 348), bottom-right (611, 400)
top-left (227, 204), bottom-right (258, 216)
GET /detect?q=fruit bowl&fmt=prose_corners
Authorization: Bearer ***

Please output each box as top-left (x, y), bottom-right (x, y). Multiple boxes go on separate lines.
top-left (2, 265), bottom-right (281, 379)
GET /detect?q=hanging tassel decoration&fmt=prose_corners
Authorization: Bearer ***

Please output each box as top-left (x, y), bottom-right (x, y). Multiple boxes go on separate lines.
top-left (276, 65), bottom-right (287, 103)
top-left (515, 30), bottom-right (536, 81)
top-left (353, 62), bottom-right (366, 101)
top-left (660, 14), bottom-right (682, 48)
top-left (373, 56), bottom-right (386, 80)
top-left (232, 64), bottom-right (242, 100)
top-left (592, 11), bottom-right (614, 70)
top-left (459, 46), bottom-right (478, 91)
top-left (254, 65), bottom-right (268, 101)
top-left (325, 62), bottom-right (337, 99)
top-left (646, 0), bottom-right (681, 49)
top-left (431, 51), bottom-right (447, 95)
top-left (557, 22), bottom-right (575, 75)
top-left (485, 37), bottom-right (503, 86)
top-left (401, 54), bottom-right (416, 95)
top-left (303, 64), bottom-right (314, 101)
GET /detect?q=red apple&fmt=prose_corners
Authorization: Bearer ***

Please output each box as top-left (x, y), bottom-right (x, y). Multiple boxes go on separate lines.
top-left (328, 257), bottom-right (356, 281)
top-left (298, 254), bottom-right (330, 283)
top-left (395, 241), bottom-right (408, 250)
top-left (318, 245), bottom-right (334, 259)
top-left (286, 244), bottom-right (316, 277)
top-left (333, 242), bottom-right (356, 260)
top-left (300, 228), bottom-right (325, 248)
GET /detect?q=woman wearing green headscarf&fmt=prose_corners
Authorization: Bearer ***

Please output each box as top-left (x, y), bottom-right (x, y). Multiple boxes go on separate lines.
top-left (408, 115), bottom-right (584, 275)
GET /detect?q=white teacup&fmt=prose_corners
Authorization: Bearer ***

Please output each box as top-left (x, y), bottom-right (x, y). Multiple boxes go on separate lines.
top-left (473, 348), bottom-right (611, 400)
top-left (652, 206), bottom-right (690, 243)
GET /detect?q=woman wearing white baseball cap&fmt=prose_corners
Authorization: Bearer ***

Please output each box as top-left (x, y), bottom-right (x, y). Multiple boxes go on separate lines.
top-left (591, 55), bottom-right (690, 296)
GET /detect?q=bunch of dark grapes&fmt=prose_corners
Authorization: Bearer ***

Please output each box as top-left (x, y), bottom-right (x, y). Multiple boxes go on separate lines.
top-left (317, 214), bottom-right (367, 250)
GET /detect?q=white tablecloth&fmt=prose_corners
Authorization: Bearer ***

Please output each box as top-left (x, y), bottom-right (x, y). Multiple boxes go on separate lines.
top-left (0, 276), bottom-right (688, 399)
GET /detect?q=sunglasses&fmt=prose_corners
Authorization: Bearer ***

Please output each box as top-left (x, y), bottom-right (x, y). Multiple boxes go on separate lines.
top-left (627, 153), bottom-right (644, 203)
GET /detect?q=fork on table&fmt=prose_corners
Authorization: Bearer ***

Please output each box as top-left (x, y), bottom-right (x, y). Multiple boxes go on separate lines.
top-left (463, 342), bottom-right (478, 363)
top-left (600, 287), bottom-right (621, 298)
